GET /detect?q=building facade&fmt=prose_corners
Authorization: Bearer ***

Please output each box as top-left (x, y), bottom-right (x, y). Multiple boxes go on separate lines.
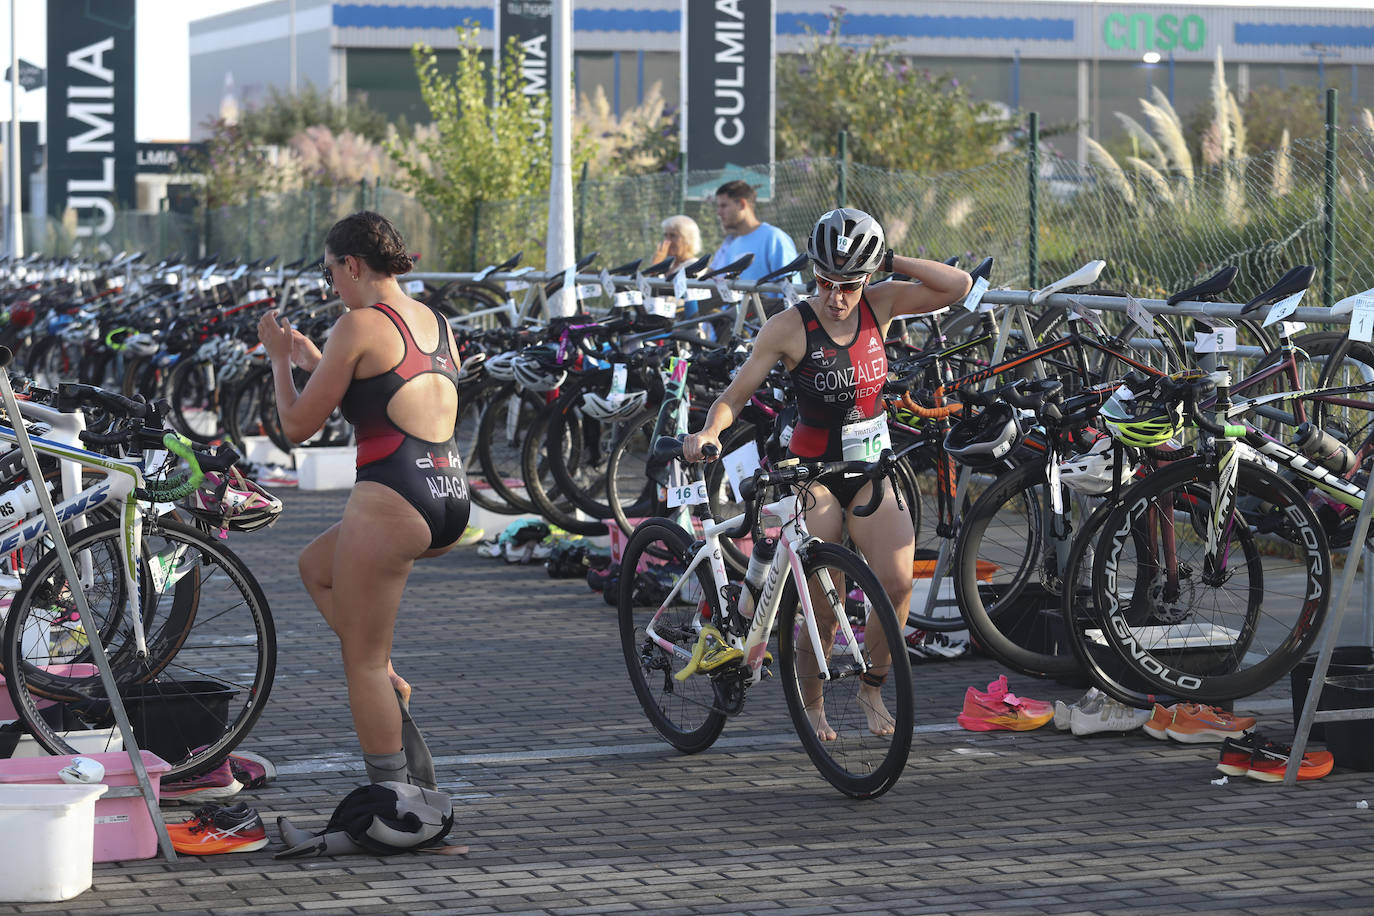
top-left (190, 0), bottom-right (1374, 162)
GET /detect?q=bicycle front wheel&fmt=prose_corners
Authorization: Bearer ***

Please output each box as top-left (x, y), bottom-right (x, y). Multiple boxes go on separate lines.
top-left (3, 517), bottom-right (277, 780)
top-left (617, 518), bottom-right (727, 754)
top-left (778, 541), bottom-right (913, 799)
top-left (1090, 458), bottom-right (1329, 703)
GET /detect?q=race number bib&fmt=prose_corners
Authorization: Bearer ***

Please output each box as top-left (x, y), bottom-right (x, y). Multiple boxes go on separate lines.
top-left (841, 414), bottom-right (891, 463)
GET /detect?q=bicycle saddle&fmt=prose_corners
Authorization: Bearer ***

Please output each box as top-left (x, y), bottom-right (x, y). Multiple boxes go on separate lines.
top-left (700, 253), bottom-right (754, 281)
top-left (1030, 260), bottom-right (1106, 306)
top-left (1167, 266), bottom-right (1237, 306)
top-left (1241, 265), bottom-right (1314, 315)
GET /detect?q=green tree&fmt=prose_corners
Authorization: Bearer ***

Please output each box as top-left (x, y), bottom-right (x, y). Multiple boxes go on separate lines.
top-left (195, 118), bottom-right (291, 209)
top-left (776, 10), bottom-right (1013, 172)
top-left (237, 83), bottom-right (388, 145)
top-left (387, 25), bottom-right (584, 267)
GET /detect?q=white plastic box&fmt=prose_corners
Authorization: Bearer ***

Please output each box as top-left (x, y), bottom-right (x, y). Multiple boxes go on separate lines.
top-left (293, 446), bottom-right (356, 490)
top-left (0, 782), bottom-right (108, 902)
top-left (0, 750), bottom-right (170, 863)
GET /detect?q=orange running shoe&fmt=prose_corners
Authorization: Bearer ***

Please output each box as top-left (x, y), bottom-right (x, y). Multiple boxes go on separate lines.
top-left (957, 681), bottom-right (1054, 731)
top-left (1142, 703), bottom-right (1175, 740)
top-left (1245, 737), bottom-right (1334, 782)
top-left (1164, 703), bottom-right (1256, 743)
top-left (167, 803), bottom-right (269, 855)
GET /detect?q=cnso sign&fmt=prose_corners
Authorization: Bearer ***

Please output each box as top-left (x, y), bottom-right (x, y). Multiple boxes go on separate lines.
top-left (1103, 11), bottom-right (1206, 53)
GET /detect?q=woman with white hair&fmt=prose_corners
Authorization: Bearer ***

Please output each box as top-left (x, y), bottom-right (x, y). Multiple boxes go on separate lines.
top-left (652, 214), bottom-right (701, 272)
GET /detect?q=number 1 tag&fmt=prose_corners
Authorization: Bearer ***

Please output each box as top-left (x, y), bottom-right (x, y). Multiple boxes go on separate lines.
top-left (962, 275), bottom-right (989, 312)
top-left (1351, 297), bottom-right (1374, 343)
top-left (1262, 290), bottom-right (1305, 327)
top-left (1125, 295), bottom-right (1156, 337)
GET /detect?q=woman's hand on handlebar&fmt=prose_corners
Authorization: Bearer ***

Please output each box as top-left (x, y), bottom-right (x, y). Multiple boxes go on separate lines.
top-left (683, 431), bottom-right (720, 463)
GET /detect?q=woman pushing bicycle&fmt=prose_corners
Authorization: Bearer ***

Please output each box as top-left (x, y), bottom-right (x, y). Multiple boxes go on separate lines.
top-left (258, 211), bottom-right (469, 790)
top-left (684, 208), bottom-right (971, 740)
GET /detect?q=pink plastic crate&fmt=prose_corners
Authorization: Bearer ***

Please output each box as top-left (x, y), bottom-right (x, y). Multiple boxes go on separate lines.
top-left (0, 750), bottom-right (171, 862)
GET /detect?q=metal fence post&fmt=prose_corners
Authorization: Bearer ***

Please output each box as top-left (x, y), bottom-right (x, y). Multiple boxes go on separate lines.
top-left (837, 129), bottom-right (848, 207)
top-left (1028, 111), bottom-right (1040, 291)
top-left (1324, 87), bottom-right (1338, 309)
top-left (469, 201), bottom-right (480, 271)
top-left (577, 160), bottom-right (588, 256)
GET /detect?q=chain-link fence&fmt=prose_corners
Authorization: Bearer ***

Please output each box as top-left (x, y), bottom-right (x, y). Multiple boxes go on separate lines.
top-left (24, 123), bottom-right (1374, 305)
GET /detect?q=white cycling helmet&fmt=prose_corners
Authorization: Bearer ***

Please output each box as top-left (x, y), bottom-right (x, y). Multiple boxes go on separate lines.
top-left (182, 467), bottom-right (283, 532)
top-left (122, 332), bottom-right (160, 358)
top-left (455, 352), bottom-right (486, 385)
top-left (484, 351), bottom-right (519, 381)
top-left (512, 351), bottom-right (566, 392)
top-left (808, 207), bottom-right (886, 278)
top-left (580, 389), bottom-right (649, 422)
top-left (1058, 430), bottom-right (1137, 495)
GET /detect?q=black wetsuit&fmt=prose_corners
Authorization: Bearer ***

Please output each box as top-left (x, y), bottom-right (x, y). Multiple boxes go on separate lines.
top-left (339, 303), bottom-right (470, 549)
top-left (787, 296), bottom-right (888, 506)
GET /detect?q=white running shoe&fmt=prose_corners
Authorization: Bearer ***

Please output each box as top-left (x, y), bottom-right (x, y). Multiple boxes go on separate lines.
top-left (1070, 696), bottom-right (1153, 736)
top-left (1053, 687), bottom-right (1102, 731)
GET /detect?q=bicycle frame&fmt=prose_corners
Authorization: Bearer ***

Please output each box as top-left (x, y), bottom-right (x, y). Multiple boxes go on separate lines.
top-left (0, 424), bottom-right (146, 654)
top-left (643, 489), bottom-right (870, 690)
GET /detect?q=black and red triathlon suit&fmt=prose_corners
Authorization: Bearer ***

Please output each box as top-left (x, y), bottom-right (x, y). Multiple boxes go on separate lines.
top-left (787, 296), bottom-right (888, 506)
top-left (339, 303), bottom-right (470, 549)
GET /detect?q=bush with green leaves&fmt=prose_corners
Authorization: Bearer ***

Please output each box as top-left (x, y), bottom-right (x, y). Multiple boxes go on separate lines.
top-left (776, 9), bottom-right (1014, 172)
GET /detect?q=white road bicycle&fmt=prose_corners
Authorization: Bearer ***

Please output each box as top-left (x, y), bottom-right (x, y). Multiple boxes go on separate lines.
top-left (618, 437), bottom-right (913, 799)
top-left (0, 379), bottom-right (275, 780)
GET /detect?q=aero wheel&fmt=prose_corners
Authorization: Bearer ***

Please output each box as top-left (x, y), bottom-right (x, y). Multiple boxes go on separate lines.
top-left (1090, 458), bottom-right (1328, 704)
top-left (778, 541), bottom-right (913, 799)
top-left (2, 517), bottom-right (276, 780)
top-left (617, 518), bottom-right (727, 754)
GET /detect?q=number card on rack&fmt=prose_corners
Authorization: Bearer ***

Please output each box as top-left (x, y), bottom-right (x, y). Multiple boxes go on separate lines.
top-left (1350, 296), bottom-right (1374, 343)
top-left (563, 265), bottom-right (577, 300)
top-left (405, 279), bottom-right (425, 294)
top-left (599, 268), bottom-right (615, 299)
top-left (647, 297), bottom-right (676, 318)
top-left (713, 276), bottom-right (742, 303)
top-left (1125, 295), bottom-right (1156, 337)
top-left (1194, 326), bottom-right (1237, 353)
top-left (782, 283), bottom-right (800, 308)
top-left (635, 271), bottom-right (652, 300)
top-left (613, 290), bottom-right (643, 308)
top-left (673, 268), bottom-right (688, 301)
top-left (1261, 289), bottom-right (1305, 328)
top-left (961, 275), bottom-right (989, 312)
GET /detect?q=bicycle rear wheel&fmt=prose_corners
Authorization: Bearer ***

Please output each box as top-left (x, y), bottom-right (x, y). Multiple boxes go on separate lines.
top-left (1090, 458), bottom-right (1329, 703)
top-left (2, 517), bottom-right (276, 780)
top-left (617, 518), bottom-right (727, 753)
top-left (778, 541), bottom-right (913, 799)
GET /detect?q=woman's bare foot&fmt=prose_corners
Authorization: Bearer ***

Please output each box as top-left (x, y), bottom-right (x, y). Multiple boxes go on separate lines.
top-left (805, 702), bottom-right (838, 741)
top-left (387, 661), bottom-right (411, 706)
top-left (859, 685), bottom-right (896, 736)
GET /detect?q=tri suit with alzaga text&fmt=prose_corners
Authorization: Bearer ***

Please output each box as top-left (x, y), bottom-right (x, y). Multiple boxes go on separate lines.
top-left (339, 302), bottom-right (471, 549)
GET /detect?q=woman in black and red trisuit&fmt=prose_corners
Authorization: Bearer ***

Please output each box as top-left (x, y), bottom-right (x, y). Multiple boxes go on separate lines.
top-left (685, 208), bottom-right (971, 741)
top-left (258, 211), bottom-right (467, 790)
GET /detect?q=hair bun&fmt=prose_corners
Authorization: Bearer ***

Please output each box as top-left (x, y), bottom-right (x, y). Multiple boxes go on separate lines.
top-left (387, 252), bottom-right (415, 275)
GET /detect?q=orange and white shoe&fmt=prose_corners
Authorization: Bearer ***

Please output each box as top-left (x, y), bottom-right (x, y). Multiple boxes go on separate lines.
top-left (1142, 703), bottom-right (1175, 740)
top-left (1245, 737), bottom-right (1334, 782)
top-left (1164, 703), bottom-right (1256, 743)
top-left (167, 803), bottom-right (269, 855)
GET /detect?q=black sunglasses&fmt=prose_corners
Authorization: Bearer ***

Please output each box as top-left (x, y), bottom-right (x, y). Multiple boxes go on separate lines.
top-left (814, 272), bottom-right (867, 293)
top-left (321, 255), bottom-right (348, 288)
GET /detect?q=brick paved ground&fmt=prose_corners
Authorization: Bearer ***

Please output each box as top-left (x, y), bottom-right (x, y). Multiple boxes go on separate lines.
top-left (4, 487), bottom-right (1374, 915)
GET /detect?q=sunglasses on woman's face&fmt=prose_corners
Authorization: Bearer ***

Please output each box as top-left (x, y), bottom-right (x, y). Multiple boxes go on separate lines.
top-left (814, 272), bottom-right (867, 293)
top-left (320, 259), bottom-right (335, 288)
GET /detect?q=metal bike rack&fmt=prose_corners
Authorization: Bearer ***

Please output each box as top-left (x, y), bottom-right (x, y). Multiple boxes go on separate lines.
top-left (0, 350), bottom-right (177, 862)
